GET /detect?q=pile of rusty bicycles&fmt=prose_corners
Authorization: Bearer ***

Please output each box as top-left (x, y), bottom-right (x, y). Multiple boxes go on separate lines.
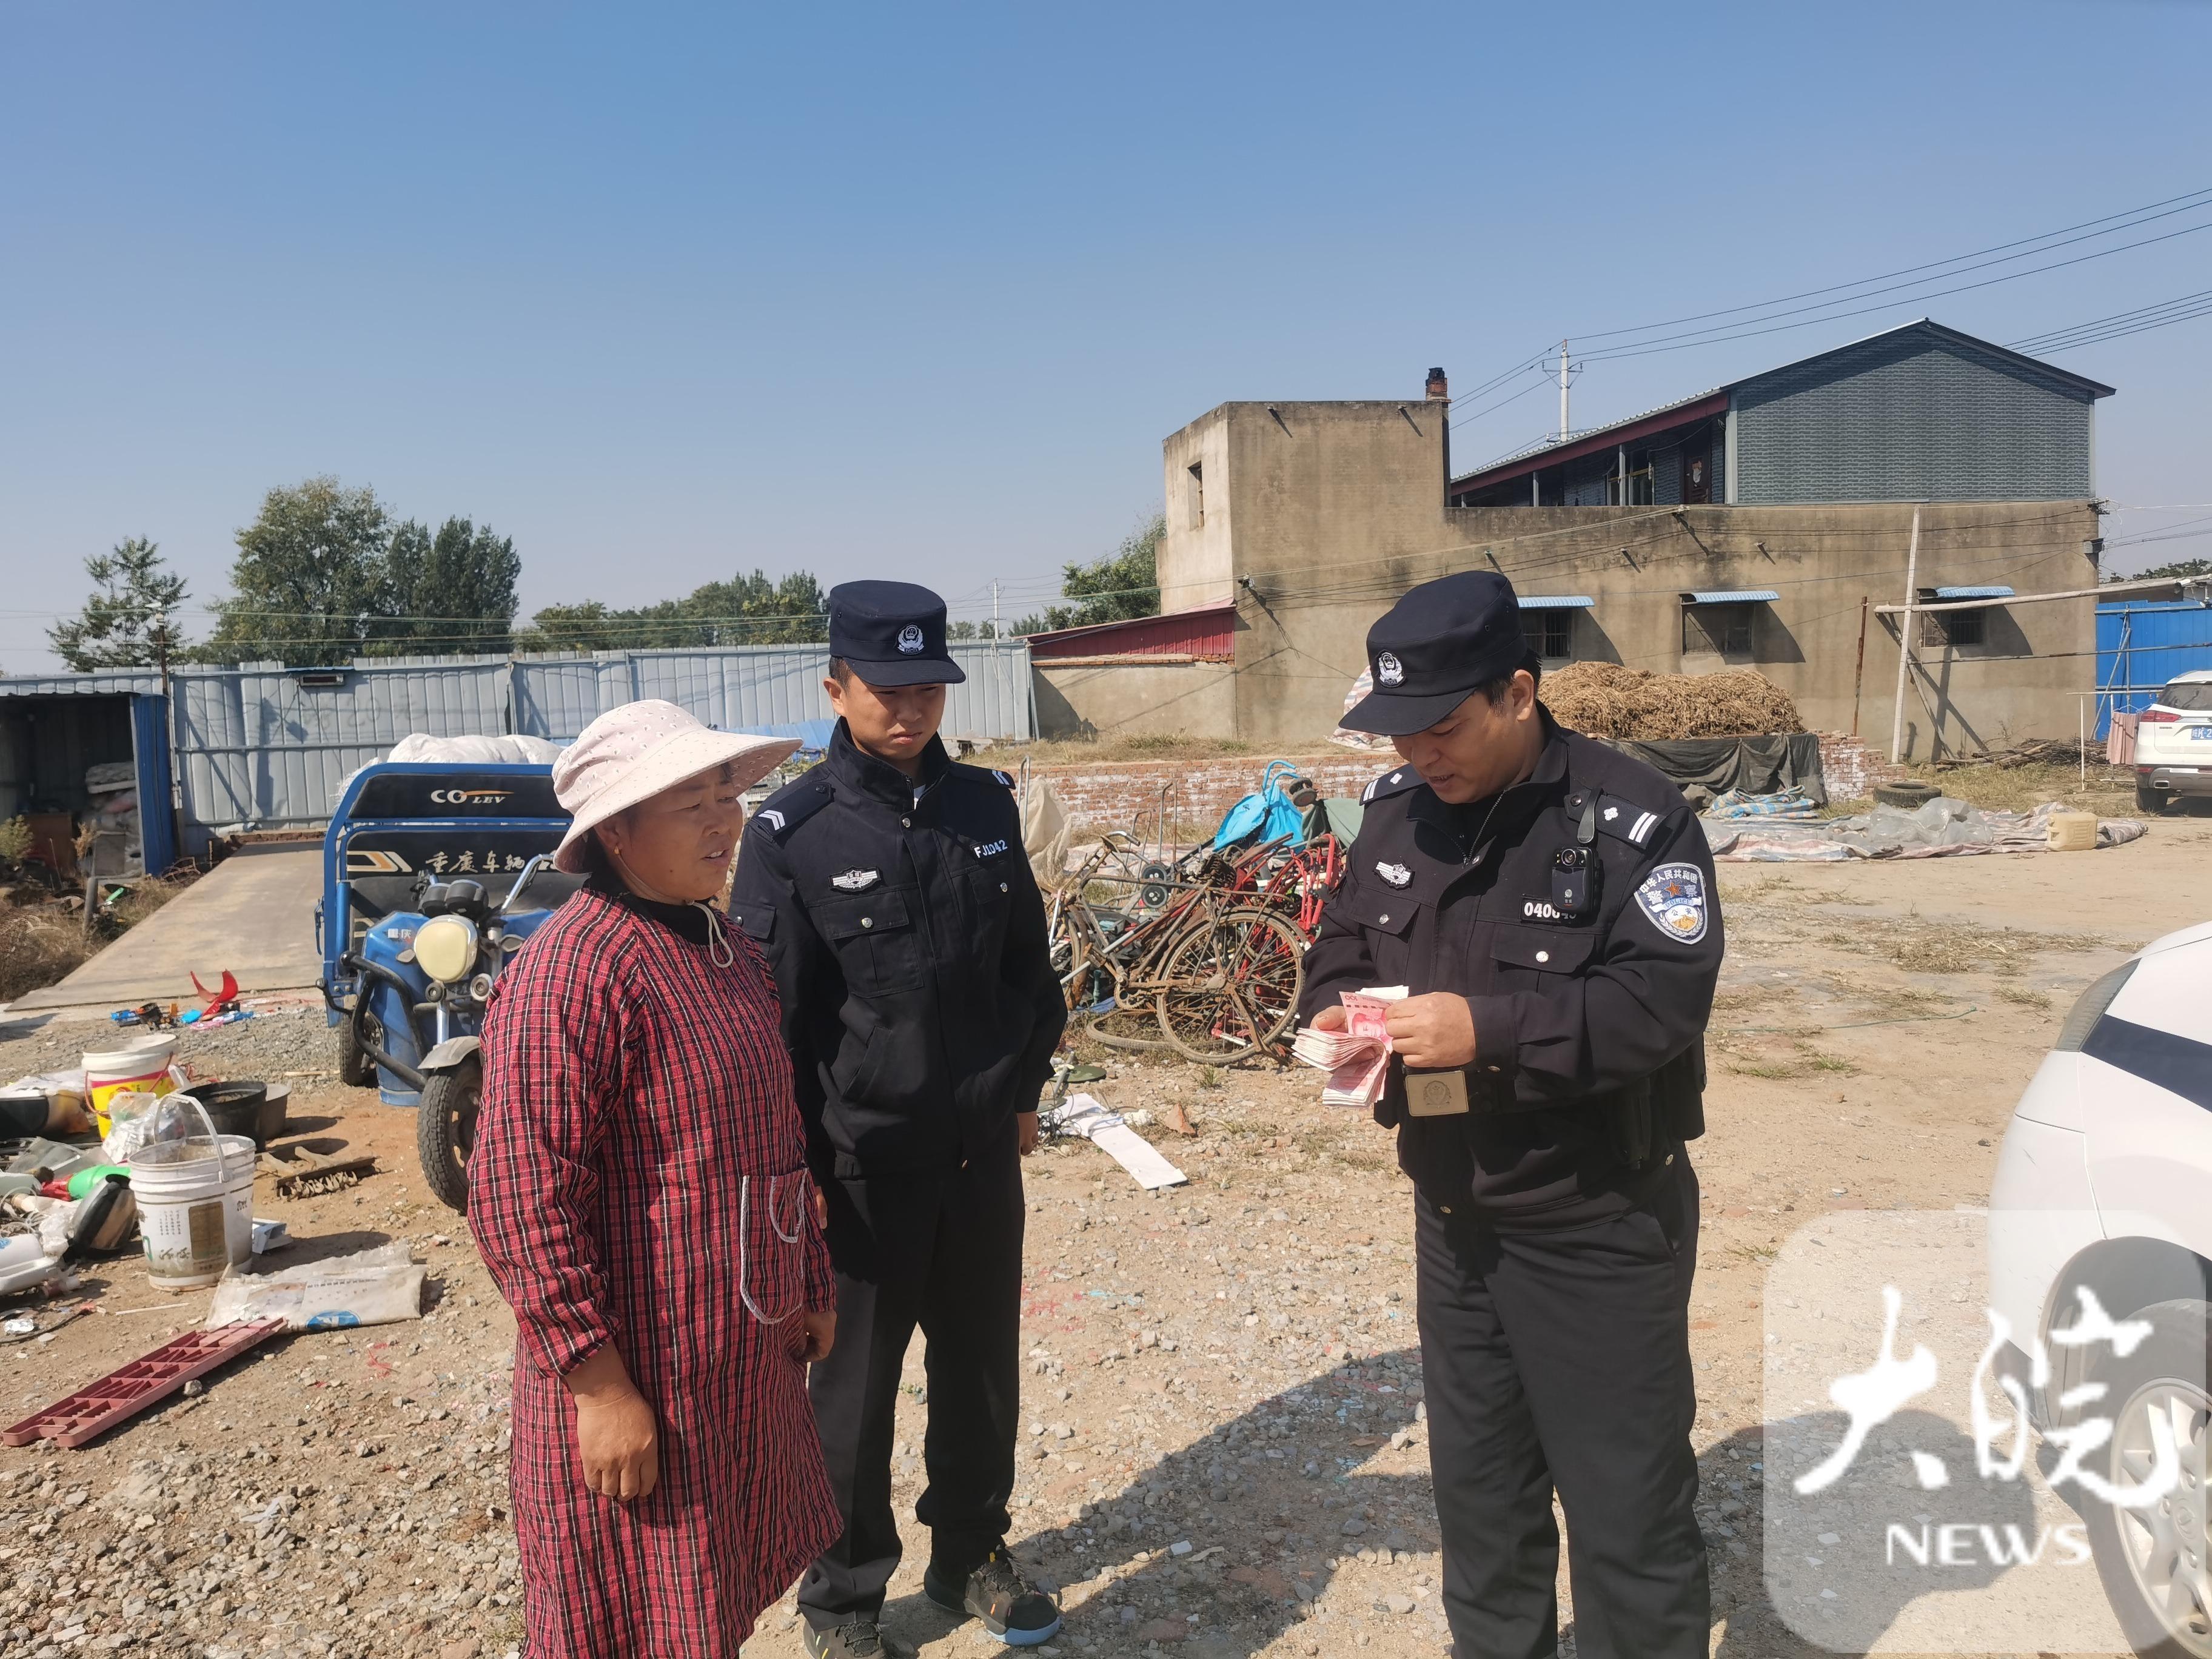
top-left (1046, 827), bottom-right (1344, 1064)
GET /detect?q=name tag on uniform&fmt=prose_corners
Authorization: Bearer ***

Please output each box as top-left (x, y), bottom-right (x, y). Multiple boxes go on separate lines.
top-left (1405, 1069), bottom-right (1470, 1117)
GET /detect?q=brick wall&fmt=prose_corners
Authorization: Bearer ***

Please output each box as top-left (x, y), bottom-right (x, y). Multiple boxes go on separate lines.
top-left (1815, 733), bottom-right (1905, 802)
top-left (1037, 732), bottom-right (1905, 834)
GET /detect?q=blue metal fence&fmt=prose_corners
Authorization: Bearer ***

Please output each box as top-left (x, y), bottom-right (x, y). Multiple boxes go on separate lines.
top-left (2094, 601), bottom-right (2212, 736)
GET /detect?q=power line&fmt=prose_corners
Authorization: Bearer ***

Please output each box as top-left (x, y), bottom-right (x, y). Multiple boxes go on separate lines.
top-left (1444, 185), bottom-right (2212, 440)
top-left (1567, 187), bottom-right (2212, 344)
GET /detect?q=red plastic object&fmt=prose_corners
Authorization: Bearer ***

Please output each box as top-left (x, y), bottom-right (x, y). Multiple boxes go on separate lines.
top-left (1, 1319), bottom-right (286, 1449)
top-left (189, 968), bottom-right (241, 1017)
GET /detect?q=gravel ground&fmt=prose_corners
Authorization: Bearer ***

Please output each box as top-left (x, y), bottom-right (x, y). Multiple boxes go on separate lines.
top-left (0, 816), bottom-right (2202, 1658)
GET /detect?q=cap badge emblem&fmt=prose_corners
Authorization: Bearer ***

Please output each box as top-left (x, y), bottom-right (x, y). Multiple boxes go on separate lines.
top-left (1375, 651), bottom-right (1404, 687)
top-left (897, 625), bottom-right (925, 655)
top-left (831, 869), bottom-right (881, 892)
top-left (1375, 861), bottom-right (1412, 888)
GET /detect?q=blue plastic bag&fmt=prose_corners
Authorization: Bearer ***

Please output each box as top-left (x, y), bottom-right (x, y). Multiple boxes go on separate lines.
top-left (1212, 760), bottom-right (1308, 851)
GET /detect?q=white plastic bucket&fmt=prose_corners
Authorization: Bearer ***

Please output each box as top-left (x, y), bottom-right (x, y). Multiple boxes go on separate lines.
top-left (129, 1133), bottom-right (255, 1289)
top-left (83, 1034), bottom-right (177, 1135)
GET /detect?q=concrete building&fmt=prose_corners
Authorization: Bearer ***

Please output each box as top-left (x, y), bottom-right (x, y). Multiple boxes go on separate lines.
top-left (1044, 320), bottom-right (2112, 760)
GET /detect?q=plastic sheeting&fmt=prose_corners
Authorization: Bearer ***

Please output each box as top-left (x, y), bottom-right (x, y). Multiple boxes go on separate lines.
top-left (1598, 733), bottom-right (1826, 808)
top-left (1703, 796), bottom-right (2147, 862)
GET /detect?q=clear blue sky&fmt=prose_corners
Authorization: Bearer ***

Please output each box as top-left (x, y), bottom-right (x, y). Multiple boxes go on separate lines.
top-left (5, 1), bottom-right (2210, 671)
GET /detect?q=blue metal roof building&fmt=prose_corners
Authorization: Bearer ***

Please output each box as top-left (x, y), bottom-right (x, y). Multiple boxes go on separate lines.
top-left (1449, 320), bottom-right (2115, 511)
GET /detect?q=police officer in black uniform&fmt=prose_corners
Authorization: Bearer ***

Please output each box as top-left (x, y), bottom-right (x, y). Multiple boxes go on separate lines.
top-left (1298, 571), bottom-right (1721, 1659)
top-left (730, 581), bottom-right (1068, 1658)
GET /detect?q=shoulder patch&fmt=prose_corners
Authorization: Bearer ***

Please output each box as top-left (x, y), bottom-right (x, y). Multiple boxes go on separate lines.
top-left (945, 760), bottom-right (1017, 789)
top-left (1634, 862), bottom-right (1709, 944)
top-left (1359, 766), bottom-right (1423, 806)
top-left (749, 776), bottom-right (834, 843)
top-left (1587, 791), bottom-right (1671, 850)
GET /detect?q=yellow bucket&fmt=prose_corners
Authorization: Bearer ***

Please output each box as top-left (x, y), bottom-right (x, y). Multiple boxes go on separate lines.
top-left (82, 1035), bottom-right (178, 1135)
top-left (2046, 810), bottom-right (2099, 853)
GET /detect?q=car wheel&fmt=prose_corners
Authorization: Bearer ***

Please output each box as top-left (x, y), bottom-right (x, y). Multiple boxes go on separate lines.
top-left (2137, 782), bottom-right (2167, 816)
top-left (2080, 1298), bottom-right (2211, 1659)
top-left (338, 1008), bottom-right (381, 1088)
top-left (416, 1056), bottom-right (481, 1215)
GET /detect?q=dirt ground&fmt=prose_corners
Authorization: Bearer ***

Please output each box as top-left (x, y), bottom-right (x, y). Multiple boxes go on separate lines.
top-left (0, 809), bottom-right (2205, 1659)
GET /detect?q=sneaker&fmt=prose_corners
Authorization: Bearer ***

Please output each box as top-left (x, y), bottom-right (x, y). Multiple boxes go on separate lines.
top-left (923, 1546), bottom-right (1064, 1646)
top-left (802, 1615), bottom-right (893, 1658)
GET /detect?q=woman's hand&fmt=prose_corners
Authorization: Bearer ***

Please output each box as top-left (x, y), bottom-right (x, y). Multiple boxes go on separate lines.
top-left (565, 1348), bottom-right (660, 1501)
top-left (796, 1309), bottom-right (836, 1363)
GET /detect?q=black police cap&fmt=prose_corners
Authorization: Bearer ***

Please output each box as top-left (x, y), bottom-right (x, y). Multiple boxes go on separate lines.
top-left (1340, 571), bottom-right (1530, 736)
top-left (826, 580), bottom-right (967, 687)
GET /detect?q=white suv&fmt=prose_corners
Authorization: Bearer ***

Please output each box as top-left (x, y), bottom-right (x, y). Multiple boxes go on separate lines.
top-left (1987, 920), bottom-right (2212, 1655)
top-left (2134, 669), bottom-right (2212, 813)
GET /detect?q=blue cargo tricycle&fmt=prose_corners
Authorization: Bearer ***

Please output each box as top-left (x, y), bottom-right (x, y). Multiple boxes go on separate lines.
top-left (317, 762), bottom-right (581, 1212)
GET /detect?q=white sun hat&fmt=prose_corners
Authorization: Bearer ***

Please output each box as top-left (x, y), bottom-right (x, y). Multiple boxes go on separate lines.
top-left (550, 700), bottom-right (799, 873)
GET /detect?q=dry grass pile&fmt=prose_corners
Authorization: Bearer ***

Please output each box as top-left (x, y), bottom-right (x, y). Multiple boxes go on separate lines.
top-left (1540, 661), bottom-right (1803, 739)
top-left (0, 907), bottom-right (91, 1005)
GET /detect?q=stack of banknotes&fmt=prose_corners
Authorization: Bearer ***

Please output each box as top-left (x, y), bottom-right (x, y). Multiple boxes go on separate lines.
top-left (1290, 986), bottom-right (1407, 1108)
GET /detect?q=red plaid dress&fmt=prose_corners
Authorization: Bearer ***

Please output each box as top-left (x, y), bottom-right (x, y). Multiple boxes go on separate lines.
top-left (473, 883), bottom-right (840, 1657)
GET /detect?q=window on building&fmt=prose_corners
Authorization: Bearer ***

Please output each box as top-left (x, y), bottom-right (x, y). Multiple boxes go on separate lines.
top-left (1683, 603), bottom-right (1755, 656)
top-left (1920, 607), bottom-right (1988, 649)
top-left (1522, 611), bottom-right (1574, 661)
top-left (1187, 463), bottom-right (1204, 529)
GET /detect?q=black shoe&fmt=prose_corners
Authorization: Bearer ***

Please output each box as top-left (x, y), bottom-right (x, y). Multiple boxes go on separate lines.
top-left (923, 1546), bottom-right (1064, 1646)
top-left (802, 1615), bottom-right (894, 1658)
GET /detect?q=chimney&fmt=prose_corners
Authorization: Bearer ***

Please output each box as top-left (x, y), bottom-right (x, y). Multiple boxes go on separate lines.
top-left (1424, 366), bottom-right (1449, 401)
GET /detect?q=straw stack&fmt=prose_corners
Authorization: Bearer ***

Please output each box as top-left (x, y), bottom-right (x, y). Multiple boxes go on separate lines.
top-left (1539, 662), bottom-right (1804, 740)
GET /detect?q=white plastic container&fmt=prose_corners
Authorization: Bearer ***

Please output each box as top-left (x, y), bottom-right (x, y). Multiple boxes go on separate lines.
top-left (129, 1133), bottom-right (255, 1289)
top-left (82, 1034), bottom-right (177, 1135)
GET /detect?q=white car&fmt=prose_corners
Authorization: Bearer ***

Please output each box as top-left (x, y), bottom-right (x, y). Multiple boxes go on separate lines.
top-left (2134, 669), bottom-right (2212, 813)
top-left (1987, 920), bottom-right (2212, 1656)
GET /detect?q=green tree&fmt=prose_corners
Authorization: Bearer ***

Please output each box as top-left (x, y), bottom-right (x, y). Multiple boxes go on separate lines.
top-left (47, 537), bottom-right (190, 671)
top-left (1033, 512), bottom-right (1164, 632)
top-left (2122, 557), bottom-right (2212, 582)
top-left (200, 478), bottom-right (394, 665)
top-left (516, 569), bottom-right (828, 653)
top-left (380, 517), bottom-right (522, 655)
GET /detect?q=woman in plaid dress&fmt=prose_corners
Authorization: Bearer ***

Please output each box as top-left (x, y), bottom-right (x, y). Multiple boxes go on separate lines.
top-left (473, 702), bottom-right (840, 1657)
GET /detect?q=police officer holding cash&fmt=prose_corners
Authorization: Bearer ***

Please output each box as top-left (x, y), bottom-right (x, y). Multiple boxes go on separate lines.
top-left (1298, 570), bottom-right (1721, 1659)
top-left (730, 581), bottom-right (1068, 1658)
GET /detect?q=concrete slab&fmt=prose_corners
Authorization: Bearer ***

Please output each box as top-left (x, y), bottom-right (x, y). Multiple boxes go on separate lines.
top-left (11, 846), bottom-right (324, 1014)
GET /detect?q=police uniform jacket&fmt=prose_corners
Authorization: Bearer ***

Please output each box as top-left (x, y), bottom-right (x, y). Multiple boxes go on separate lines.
top-left (1298, 712), bottom-right (1722, 1228)
top-left (730, 722), bottom-right (1067, 1181)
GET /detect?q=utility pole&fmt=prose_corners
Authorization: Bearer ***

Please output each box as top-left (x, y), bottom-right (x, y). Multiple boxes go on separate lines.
top-left (991, 579), bottom-right (1000, 640)
top-left (1889, 508), bottom-right (1923, 764)
top-left (1558, 340), bottom-right (1571, 441)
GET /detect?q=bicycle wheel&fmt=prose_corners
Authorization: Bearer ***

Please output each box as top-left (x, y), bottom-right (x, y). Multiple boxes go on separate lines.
top-left (1153, 907), bottom-right (1305, 1064)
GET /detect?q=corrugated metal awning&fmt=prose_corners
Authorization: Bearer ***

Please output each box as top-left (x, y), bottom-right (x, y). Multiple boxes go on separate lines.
top-left (1931, 585), bottom-right (2015, 600)
top-left (1680, 589), bottom-right (1779, 605)
top-left (1517, 594), bottom-right (1595, 610)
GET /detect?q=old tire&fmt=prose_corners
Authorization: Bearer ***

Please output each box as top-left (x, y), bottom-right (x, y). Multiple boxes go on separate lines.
top-left (2077, 1298), bottom-right (2211, 1659)
top-left (417, 1055), bottom-right (481, 1215)
top-left (338, 1008), bottom-right (380, 1088)
top-left (1874, 780), bottom-right (1942, 810)
top-left (2137, 781), bottom-right (2167, 816)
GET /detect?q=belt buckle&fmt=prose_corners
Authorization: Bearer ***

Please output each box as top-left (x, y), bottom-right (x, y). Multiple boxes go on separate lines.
top-left (1405, 1069), bottom-right (1470, 1117)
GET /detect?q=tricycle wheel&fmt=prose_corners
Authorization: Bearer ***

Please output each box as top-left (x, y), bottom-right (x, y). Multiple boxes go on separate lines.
top-left (417, 1056), bottom-right (481, 1214)
top-left (338, 1007), bottom-right (381, 1089)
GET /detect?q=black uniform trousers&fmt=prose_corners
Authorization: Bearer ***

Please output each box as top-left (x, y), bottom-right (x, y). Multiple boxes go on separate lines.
top-left (1417, 1152), bottom-right (1708, 1659)
top-left (799, 1132), bottom-right (1024, 1629)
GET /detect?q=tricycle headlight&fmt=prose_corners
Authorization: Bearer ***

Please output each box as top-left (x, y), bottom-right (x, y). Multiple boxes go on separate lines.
top-left (415, 916), bottom-right (479, 984)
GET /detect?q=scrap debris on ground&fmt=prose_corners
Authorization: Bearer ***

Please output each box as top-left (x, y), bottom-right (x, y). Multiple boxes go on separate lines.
top-left (0, 812), bottom-right (2201, 1659)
